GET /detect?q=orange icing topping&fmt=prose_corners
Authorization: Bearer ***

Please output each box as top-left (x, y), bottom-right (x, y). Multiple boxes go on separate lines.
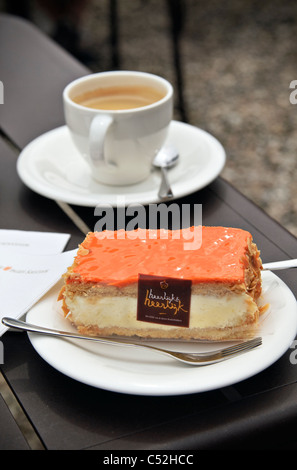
top-left (69, 226), bottom-right (252, 287)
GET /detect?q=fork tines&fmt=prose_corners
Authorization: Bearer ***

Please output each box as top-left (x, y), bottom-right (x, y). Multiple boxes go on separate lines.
top-left (221, 337), bottom-right (262, 358)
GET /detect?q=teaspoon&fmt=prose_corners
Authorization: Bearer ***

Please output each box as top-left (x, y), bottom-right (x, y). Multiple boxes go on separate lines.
top-left (153, 144), bottom-right (179, 199)
top-left (262, 259), bottom-right (297, 270)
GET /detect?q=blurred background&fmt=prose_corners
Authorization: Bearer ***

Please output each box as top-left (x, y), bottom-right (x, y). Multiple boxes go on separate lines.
top-left (1, 0), bottom-right (297, 236)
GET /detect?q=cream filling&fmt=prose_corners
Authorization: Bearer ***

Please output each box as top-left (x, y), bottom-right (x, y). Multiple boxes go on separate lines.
top-left (65, 293), bottom-right (257, 331)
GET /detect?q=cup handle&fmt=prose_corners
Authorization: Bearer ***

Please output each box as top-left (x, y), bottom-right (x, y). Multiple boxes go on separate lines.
top-left (89, 114), bottom-right (113, 166)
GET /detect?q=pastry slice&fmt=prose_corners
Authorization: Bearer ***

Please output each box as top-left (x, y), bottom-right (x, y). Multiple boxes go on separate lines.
top-left (58, 226), bottom-right (263, 341)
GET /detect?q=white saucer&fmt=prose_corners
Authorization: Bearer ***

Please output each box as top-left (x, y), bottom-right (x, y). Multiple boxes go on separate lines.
top-left (17, 121), bottom-right (226, 207)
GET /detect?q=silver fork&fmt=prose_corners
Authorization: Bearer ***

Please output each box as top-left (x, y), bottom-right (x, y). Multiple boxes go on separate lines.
top-left (2, 317), bottom-right (262, 366)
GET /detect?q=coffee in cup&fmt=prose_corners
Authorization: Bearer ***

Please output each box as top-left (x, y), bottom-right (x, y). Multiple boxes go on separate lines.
top-left (72, 85), bottom-right (165, 110)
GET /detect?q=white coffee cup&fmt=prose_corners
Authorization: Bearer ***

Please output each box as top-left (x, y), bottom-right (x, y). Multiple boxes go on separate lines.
top-left (63, 71), bottom-right (173, 185)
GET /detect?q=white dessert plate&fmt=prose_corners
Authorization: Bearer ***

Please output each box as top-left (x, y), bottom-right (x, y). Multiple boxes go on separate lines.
top-left (26, 271), bottom-right (297, 396)
top-left (17, 121), bottom-right (226, 207)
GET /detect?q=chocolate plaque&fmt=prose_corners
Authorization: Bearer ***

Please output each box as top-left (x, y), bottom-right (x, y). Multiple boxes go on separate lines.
top-left (137, 274), bottom-right (192, 327)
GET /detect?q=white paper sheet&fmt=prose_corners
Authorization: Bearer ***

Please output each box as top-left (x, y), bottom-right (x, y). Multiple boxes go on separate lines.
top-left (0, 230), bottom-right (73, 336)
top-left (0, 229), bottom-right (70, 255)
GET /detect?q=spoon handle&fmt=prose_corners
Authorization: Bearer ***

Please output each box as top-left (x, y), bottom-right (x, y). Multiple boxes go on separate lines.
top-left (262, 259), bottom-right (297, 270)
top-left (158, 167), bottom-right (173, 199)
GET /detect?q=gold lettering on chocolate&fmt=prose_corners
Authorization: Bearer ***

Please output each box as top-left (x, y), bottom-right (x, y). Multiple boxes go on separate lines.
top-left (144, 289), bottom-right (188, 316)
top-left (137, 274), bottom-right (191, 327)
